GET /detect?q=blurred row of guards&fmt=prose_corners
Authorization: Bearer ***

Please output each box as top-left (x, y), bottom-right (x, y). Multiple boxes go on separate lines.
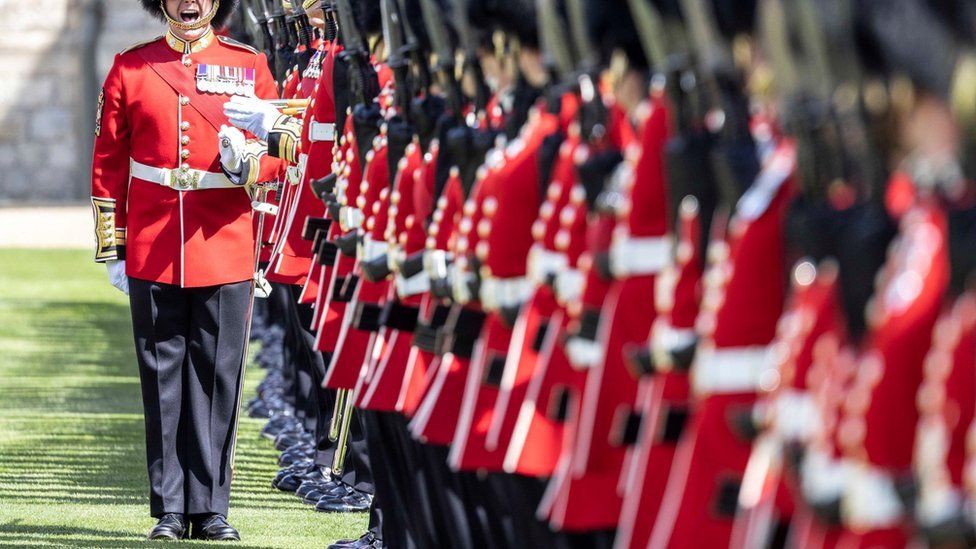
top-left (227, 0), bottom-right (976, 547)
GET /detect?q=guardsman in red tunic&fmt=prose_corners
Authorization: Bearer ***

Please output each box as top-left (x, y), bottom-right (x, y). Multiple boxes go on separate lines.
top-left (91, 0), bottom-right (281, 540)
top-left (648, 139), bottom-right (796, 549)
top-left (834, 176), bottom-right (950, 548)
top-left (224, 1), bottom-right (347, 501)
top-left (616, 194), bottom-right (703, 549)
top-left (915, 292), bottom-right (976, 545)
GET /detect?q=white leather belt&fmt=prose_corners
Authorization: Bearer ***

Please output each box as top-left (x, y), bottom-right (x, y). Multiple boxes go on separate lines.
top-left (770, 389), bottom-right (820, 441)
top-left (609, 234), bottom-right (672, 277)
top-left (130, 159), bottom-right (237, 191)
top-left (338, 206), bottom-right (365, 232)
top-left (396, 271), bottom-right (430, 297)
top-left (842, 463), bottom-right (904, 529)
top-left (480, 276), bottom-right (533, 312)
top-left (553, 268), bottom-right (584, 306)
top-left (452, 269), bottom-right (478, 305)
top-left (527, 245), bottom-right (568, 286)
top-left (566, 337), bottom-right (603, 370)
top-left (423, 249), bottom-right (453, 281)
top-left (310, 121), bottom-right (337, 142)
top-left (358, 238), bottom-right (389, 262)
top-left (691, 345), bottom-right (773, 395)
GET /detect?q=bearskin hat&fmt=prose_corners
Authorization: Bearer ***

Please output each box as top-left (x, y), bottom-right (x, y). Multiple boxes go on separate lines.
top-left (139, 0), bottom-right (239, 29)
top-left (468, 0), bottom-right (538, 48)
top-left (352, 0), bottom-right (383, 35)
top-left (585, 0), bottom-right (647, 69)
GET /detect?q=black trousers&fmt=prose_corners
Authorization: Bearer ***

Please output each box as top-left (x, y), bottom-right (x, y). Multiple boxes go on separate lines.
top-left (128, 277), bottom-right (250, 518)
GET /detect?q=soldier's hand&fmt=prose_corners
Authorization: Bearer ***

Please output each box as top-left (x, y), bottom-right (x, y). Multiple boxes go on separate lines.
top-left (218, 125), bottom-right (246, 175)
top-left (106, 260), bottom-right (128, 295)
top-left (223, 95), bottom-right (280, 141)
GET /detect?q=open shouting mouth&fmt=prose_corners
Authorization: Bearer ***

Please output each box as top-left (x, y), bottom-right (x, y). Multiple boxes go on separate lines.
top-left (180, 6), bottom-right (201, 23)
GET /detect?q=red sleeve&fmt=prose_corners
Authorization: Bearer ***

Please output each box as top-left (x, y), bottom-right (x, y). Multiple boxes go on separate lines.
top-left (90, 54), bottom-right (129, 262)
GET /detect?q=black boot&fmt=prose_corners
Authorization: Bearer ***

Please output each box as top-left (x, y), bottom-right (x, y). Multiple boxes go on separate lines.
top-left (147, 513), bottom-right (187, 540)
top-left (191, 514), bottom-right (241, 541)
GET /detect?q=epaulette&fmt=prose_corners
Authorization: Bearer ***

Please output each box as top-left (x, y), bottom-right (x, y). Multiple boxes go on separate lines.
top-left (217, 35), bottom-right (260, 55)
top-left (119, 35), bottom-right (162, 55)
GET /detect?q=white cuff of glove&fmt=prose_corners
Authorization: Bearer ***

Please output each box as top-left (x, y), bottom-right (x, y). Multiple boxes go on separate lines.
top-left (223, 95), bottom-right (279, 142)
top-left (218, 125), bottom-right (246, 180)
top-left (106, 260), bottom-right (128, 295)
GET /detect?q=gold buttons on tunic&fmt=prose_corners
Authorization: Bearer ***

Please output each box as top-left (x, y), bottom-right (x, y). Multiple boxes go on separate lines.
top-left (181, 136), bottom-right (190, 146)
top-left (180, 96), bottom-right (190, 106)
top-left (180, 121), bottom-right (190, 131)
top-left (181, 149), bottom-right (190, 159)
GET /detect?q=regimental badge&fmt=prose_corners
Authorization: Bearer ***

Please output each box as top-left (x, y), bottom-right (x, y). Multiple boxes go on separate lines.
top-left (95, 89), bottom-right (104, 137)
top-left (195, 65), bottom-right (256, 96)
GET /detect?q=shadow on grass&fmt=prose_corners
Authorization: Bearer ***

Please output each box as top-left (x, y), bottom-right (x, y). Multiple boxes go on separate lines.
top-left (0, 520), bottom-right (278, 548)
top-left (0, 300), bottom-right (149, 508)
top-left (0, 286), bottom-right (363, 545)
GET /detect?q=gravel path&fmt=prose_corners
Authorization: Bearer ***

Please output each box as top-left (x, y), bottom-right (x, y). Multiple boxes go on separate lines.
top-left (0, 205), bottom-right (93, 249)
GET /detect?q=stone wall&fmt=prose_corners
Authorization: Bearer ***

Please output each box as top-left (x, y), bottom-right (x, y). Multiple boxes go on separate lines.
top-left (0, 0), bottom-right (160, 204)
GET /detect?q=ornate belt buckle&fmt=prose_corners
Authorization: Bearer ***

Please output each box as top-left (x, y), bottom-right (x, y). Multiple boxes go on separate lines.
top-left (169, 167), bottom-right (201, 190)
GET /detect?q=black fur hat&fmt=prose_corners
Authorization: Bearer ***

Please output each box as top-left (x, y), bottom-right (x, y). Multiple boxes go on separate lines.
top-left (352, 0), bottom-right (382, 35)
top-left (139, 0), bottom-right (239, 29)
top-left (468, 0), bottom-right (538, 48)
top-left (585, 0), bottom-right (647, 69)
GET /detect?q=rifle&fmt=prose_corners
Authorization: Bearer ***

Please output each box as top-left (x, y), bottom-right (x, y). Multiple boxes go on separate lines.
top-left (448, 0), bottom-right (490, 113)
top-left (290, 0), bottom-right (317, 72)
top-left (536, 0), bottom-right (578, 88)
top-left (418, 0), bottom-right (464, 117)
top-left (395, 0), bottom-right (431, 95)
top-left (680, 0), bottom-right (759, 207)
top-left (327, 0), bottom-right (382, 476)
top-left (564, 0), bottom-right (608, 143)
top-left (381, 0), bottom-right (413, 117)
top-left (265, 0), bottom-right (296, 80)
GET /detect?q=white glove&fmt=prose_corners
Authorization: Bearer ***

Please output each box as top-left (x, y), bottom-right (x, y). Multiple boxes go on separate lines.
top-left (218, 125), bottom-right (247, 175)
top-left (106, 260), bottom-right (128, 295)
top-left (223, 95), bottom-right (280, 141)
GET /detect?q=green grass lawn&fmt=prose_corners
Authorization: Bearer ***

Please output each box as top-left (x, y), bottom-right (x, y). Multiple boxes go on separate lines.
top-left (0, 249), bottom-right (365, 547)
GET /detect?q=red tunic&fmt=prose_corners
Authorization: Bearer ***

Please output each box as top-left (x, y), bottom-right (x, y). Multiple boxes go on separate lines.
top-left (91, 30), bottom-right (281, 287)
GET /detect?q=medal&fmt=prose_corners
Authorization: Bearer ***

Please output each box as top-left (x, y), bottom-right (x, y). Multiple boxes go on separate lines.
top-left (196, 65), bottom-right (255, 96)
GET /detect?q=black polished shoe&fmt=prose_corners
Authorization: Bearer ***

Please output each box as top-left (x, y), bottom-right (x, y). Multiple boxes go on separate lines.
top-left (278, 445), bottom-right (315, 467)
top-left (277, 464), bottom-right (328, 492)
top-left (316, 490), bottom-right (372, 512)
top-left (300, 479), bottom-right (350, 502)
top-left (147, 513), bottom-right (187, 540)
top-left (271, 460), bottom-right (315, 489)
top-left (191, 514), bottom-right (240, 541)
top-left (261, 414), bottom-right (301, 440)
top-left (274, 430), bottom-right (313, 451)
top-left (327, 532), bottom-right (382, 548)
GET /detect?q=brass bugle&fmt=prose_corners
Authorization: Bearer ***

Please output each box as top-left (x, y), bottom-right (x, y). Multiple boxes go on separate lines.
top-left (269, 98), bottom-right (311, 108)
